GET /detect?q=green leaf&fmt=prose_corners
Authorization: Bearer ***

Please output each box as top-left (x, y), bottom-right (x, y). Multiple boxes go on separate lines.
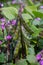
top-left (8, 63), bottom-right (16, 65)
top-left (16, 59), bottom-right (27, 65)
top-left (35, 2), bottom-right (41, 7)
top-left (39, 9), bottom-right (43, 13)
top-left (29, 6), bottom-right (37, 11)
top-left (40, 19), bottom-right (43, 25)
top-left (30, 25), bottom-right (38, 32)
top-left (30, 25), bottom-right (41, 37)
top-left (26, 55), bottom-right (38, 65)
top-left (33, 19), bottom-right (40, 25)
top-left (22, 13), bottom-right (32, 20)
top-left (22, 13), bottom-right (32, 23)
top-left (0, 28), bottom-right (3, 35)
top-left (0, 36), bottom-right (3, 40)
top-left (25, 6), bottom-right (34, 17)
top-left (2, 7), bottom-right (18, 20)
top-left (28, 46), bottom-right (35, 55)
top-left (39, 39), bottom-right (43, 49)
top-left (33, 11), bottom-right (43, 19)
top-left (0, 52), bottom-right (5, 62)
top-left (27, 0), bottom-right (34, 5)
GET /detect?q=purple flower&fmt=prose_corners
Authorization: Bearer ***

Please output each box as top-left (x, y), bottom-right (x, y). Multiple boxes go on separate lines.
top-left (35, 17), bottom-right (41, 21)
top-left (0, 18), bottom-right (5, 22)
top-left (36, 53), bottom-right (41, 61)
top-left (5, 20), bottom-right (11, 26)
top-left (11, 20), bottom-right (16, 26)
top-left (6, 35), bottom-right (12, 40)
top-left (40, 6), bottom-right (43, 9)
top-left (7, 20), bottom-right (11, 25)
top-left (40, 60), bottom-right (43, 65)
top-left (36, 50), bottom-right (43, 65)
top-left (41, 50), bottom-right (43, 54)
top-left (12, 0), bottom-right (16, 4)
top-left (1, 23), bottom-right (5, 30)
top-left (0, 3), bottom-right (3, 8)
top-left (0, 41), bottom-right (2, 45)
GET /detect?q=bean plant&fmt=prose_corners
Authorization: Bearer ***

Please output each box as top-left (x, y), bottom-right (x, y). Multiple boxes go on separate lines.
top-left (0, 0), bottom-right (43, 65)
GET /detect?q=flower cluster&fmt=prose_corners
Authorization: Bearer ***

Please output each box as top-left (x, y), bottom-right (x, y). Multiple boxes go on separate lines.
top-left (0, 3), bottom-right (3, 8)
top-left (0, 41), bottom-right (2, 45)
top-left (12, 0), bottom-right (16, 4)
top-left (0, 18), bottom-right (16, 41)
top-left (6, 35), bottom-right (12, 40)
top-left (35, 17), bottom-right (41, 21)
top-left (0, 2), bottom-right (17, 44)
top-left (40, 6), bottom-right (43, 9)
top-left (36, 50), bottom-right (43, 65)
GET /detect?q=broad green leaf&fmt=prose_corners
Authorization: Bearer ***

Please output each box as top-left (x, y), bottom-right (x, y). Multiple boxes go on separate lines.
top-left (22, 13), bottom-right (32, 23)
top-left (26, 55), bottom-right (37, 64)
top-left (30, 25), bottom-right (38, 32)
top-left (28, 46), bottom-right (35, 55)
top-left (35, 2), bottom-right (41, 7)
top-left (33, 19), bottom-right (40, 25)
top-left (29, 6), bottom-right (37, 11)
top-left (27, 0), bottom-right (34, 5)
top-left (16, 59), bottom-right (27, 65)
top-left (0, 52), bottom-right (5, 62)
top-left (32, 32), bottom-right (40, 37)
top-left (25, 5), bottom-right (37, 17)
top-left (33, 11), bottom-right (43, 19)
top-left (0, 36), bottom-right (3, 40)
top-left (40, 19), bottom-right (43, 25)
top-left (39, 9), bottom-right (43, 13)
top-left (2, 7), bottom-right (18, 20)
top-left (33, 19), bottom-right (43, 27)
top-left (22, 13), bottom-right (32, 20)
top-left (25, 6), bottom-right (34, 17)
top-left (30, 25), bottom-right (42, 37)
